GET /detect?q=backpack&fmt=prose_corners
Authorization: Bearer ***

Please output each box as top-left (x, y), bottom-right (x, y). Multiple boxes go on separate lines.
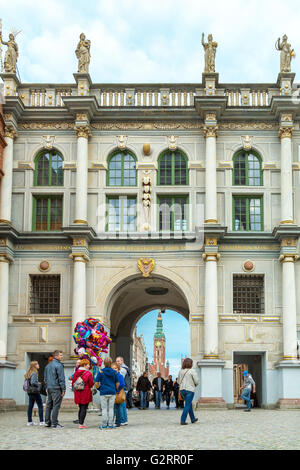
top-left (124, 367), bottom-right (132, 391)
top-left (73, 371), bottom-right (87, 391)
top-left (23, 378), bottom-right (30, 392)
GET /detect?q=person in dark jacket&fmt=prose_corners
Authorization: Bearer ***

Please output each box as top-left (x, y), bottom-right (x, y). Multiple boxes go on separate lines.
top-left (95, 357), bottom-right (118, 429)
top-left (44, 350), bottom-right (66, 429)
top-left (164, 375), bottom-right (174, 409)
top-left (152, 373), bottom-right (165, 409)
top-left (72, 359), bottom-right (94, 429)
top-left (136, 372), bottom-right (152, 410)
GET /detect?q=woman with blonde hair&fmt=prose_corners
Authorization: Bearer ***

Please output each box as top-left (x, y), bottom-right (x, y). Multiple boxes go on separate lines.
top-left (25, 361), bottom-right (44, 426)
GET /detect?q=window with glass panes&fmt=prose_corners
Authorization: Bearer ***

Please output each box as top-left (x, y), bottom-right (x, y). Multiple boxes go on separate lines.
top-left (107, 152), bottom-right (137, 186)
top-left (233, 196), bottom-right (263, 231)
top-left (33, 196), bottom-right (63, 231)
top-left (233, 275), bottom-right (265, 314)
top-left (30, 275), bottom-right (61, 314)
top-left (106, 196), bottom-right (137, 232)
top-left (158, 196), bottom-right (188, 231)
top-left (158, 151), bottom-right (188, 185)
top-left (34, 151), bottom-right (64, 186)
top-left (233, 151), bottom-right (262, 186)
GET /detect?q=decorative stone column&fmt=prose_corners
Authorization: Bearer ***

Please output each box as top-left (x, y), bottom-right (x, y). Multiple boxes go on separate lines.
top-left (203, 114), bottom-right (218, 224)
top-left (275, 238), bottom-right (300, 409)
top-left (0, 241), bottom-right (16, 410)
top-left (74, 116), bottom-right (91, 225)
top-left (278, 120), bottom-right (294, 225)
top-left (69, 238), bottom-right (90, 354)
top-left (198, 237), bottom-right (226, 408)
top-left (0, 127), bottom-right (18, 224)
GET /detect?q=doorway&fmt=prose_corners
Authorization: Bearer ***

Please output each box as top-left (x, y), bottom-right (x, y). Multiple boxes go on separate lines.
top-left (27, 352), bottom-right (52, 383)
top-left (233, 352), bottom-right (265, 408)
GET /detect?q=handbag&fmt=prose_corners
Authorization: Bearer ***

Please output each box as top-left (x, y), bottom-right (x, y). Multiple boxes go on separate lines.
top-left (178, 370), bottom-right (189, 402)
top-left (73, 371), bottom-right (87, 391)
top-left (115, 388), bottom-right (126, 405)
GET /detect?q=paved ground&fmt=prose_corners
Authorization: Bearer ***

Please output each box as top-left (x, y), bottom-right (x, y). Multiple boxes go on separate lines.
top-left (1, 404), bottom-right (300, 450)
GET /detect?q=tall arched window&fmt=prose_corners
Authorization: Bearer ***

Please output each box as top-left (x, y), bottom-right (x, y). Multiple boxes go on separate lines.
top-left (34, 150), bottom-right (64, 186)
top-left (233, 150), bottom-right (262, 186)
top-left (107, 151), bottom-right (137, 186)
top-left (158, 150), bottom-right (188, 186)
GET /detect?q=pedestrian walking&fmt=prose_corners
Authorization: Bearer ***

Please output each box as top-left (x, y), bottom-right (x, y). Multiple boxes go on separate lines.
top-left (178, 358), bottom-right (199, 425)
top-left (95, 357), bottom-right (119, 429)
top-left (164, 375), bottom-right (174, 409)
top-left (152, 372), bottom-right (165, 409)
top-left (240, 371), bottom-right (256, 412)
top-left (72, 359), bottom-right (94, 429)
top-left (44, 350), bottom-right (66, 429)
top-left (111, 362), bottom-right (126, 427)
top-left (116, 356), bottom-right (130, 423)
top-left (136, 372), bottom-right (151, 410)
top-left (24, 361), bottom-right (45, 426)
top-left (173, 378), bottom-right (180, 408)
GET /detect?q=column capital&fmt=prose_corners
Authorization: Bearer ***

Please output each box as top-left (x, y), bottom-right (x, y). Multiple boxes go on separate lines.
top-left (74, 124), bottom-right (92, 139)
top-left (69, 253), bottom-right (89, 263)
top-left (278, 126), bottom-right (294, 140)
top-left (4, 126), bottom-right (18, 140)
top-left (203, 125), bottom-right (218, 139)
top-left (279, 254), bottom-right (299, 263)
top-left (202, 253), bottom-right (220, 262)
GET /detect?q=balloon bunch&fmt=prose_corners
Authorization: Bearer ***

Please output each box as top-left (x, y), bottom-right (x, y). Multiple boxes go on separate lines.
top-left (73, 318), bottom-right (111, 367)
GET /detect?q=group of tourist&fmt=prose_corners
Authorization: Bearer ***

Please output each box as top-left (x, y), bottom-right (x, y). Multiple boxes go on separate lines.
top-left (24, 352), bottom-right (256, 429)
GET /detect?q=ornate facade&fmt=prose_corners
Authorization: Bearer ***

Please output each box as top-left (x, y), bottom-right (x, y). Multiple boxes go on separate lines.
top-left (0, 103), bottom-right (5, 181)
top-left (132, 326), bottom-right (147, 383)
top-left (1, 33), bottom-right (300, 410)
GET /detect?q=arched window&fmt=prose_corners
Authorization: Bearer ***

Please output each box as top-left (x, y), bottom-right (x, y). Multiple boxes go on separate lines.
top-left (34, 150), bottom-right (64, 186)
top-left (107, 151), bottom-right (137, 186)
top-left (158, 150), bottom-right (188, 186)
top-left (233, 150), bottom-right (262, 186)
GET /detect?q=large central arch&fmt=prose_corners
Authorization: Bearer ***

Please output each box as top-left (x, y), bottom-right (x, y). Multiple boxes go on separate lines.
top-left (107, 274), bottom-right (190, 366)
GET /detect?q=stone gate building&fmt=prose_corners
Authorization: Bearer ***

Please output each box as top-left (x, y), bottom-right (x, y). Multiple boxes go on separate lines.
top-left (1, 34), bottom-right (300, 410)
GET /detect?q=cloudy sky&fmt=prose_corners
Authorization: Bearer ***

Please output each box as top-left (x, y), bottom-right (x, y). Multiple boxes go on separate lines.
top-left (0, 0), bottom-right (299, 84)
top-left (137, 309), bottom-right (190, 378)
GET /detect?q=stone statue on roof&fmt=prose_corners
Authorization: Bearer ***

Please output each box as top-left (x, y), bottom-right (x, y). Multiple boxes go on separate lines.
top-left (202, 33), bottom-right (218, 73)
top-left (0, 32), bottom-right (18, 74)
top-left (75, 33), bottom-right (91, 73)
top-left (275, 35), bottom-right (295, 73)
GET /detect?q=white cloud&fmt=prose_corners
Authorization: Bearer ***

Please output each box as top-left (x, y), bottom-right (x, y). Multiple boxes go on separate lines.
top-left (0, 0), bottom-right (299, 83)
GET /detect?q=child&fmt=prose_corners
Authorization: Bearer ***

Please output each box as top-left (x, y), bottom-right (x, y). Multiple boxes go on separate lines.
top-left (95, 357), bottom-right (118, 429)
top-left (112, 362), bottom-right (125, 427)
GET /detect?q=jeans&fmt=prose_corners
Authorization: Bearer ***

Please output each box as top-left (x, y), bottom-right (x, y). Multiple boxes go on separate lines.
top-left (165, 392), bottom-right (172, 407)
top-left (140, 391), bottom-right (147, 408)
top-left (27, 393), bottom-right (44, 423)
top-left (100, 395), bottom-right (115, 427)
top-left (114, 401), bottom-right (127, 425)
top-left (180, 390), bottom-right (196, 424)
top-left (45, 389), bottom-right (63, 426)
top-left (78, 403), bottom-right (89, 425)
top-left (241, 388), bottom-right (252, 410)
top-left (155, 390), bottom-right (162, 408)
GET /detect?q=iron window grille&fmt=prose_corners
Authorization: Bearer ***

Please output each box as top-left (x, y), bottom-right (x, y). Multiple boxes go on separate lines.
top-left (233, 274), bottom-right (265, 315)
top-left (30, 275), bottom-right (61, 315)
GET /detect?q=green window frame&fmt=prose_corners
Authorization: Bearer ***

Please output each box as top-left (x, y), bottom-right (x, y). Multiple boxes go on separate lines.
top-left (158, 150), bottom-right (189, 186)
top-left (158, 195), bottom-right (189, 232)
top-left (34, 150), bottom-right (64, 186)
top-left (106, 196), bottom-right (137, 232)
top-left (107, 151), bottom-right (137, 187)
top-left (233, 196), bottom-right (263, 232)
top-left (233, 151), bottom-right (263, 186)
top-left (32, 195), bottom-right (63, 232)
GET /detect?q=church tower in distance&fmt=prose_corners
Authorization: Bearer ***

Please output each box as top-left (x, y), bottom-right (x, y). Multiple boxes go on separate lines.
top-left (149, 310), bottom-right (170, 379)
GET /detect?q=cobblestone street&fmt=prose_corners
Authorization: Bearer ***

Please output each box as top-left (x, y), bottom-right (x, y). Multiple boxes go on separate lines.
top-left (1, 406), bottom-right (300, 450)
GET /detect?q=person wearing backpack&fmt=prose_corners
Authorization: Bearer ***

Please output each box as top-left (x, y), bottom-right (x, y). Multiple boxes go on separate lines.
top-left (24, 361), bottom-right (45, 426)
top-left (95, 357), bottom-right (119, 429)
top-left (178, 358), bottom-right (199, 426)
top-left (72, 359), bottom-right (94, 429)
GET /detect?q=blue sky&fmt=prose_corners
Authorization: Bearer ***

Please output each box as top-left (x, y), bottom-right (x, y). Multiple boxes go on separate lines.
top-left (136, 309), bottom-right (190, 378)
top-left (0, 0), bottom-right (300, 84)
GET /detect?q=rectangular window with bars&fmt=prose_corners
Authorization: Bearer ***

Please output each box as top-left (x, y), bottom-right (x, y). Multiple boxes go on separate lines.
top-left (30, 275), bottom-right (61, 315)
top-left (233, 274), bottom-right (265, 315)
